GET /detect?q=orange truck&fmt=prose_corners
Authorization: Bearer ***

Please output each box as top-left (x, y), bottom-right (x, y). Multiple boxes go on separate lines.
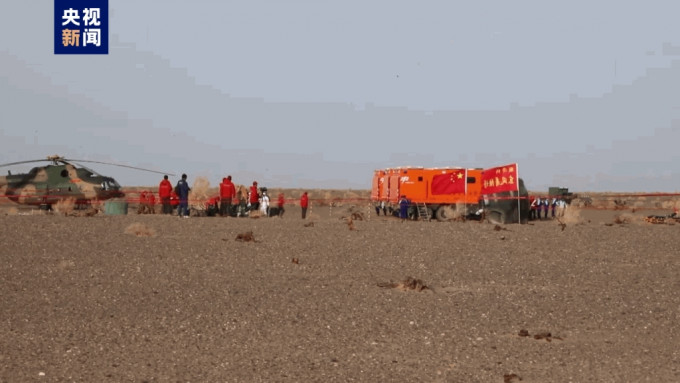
top-left (371, 167), bottom-right (483, 221)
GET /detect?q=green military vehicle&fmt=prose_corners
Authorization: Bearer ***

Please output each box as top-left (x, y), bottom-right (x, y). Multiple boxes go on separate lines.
top-left (0, 155), bottom-right (168, 209)
top-left (548, 186), bottom-right (581, 205)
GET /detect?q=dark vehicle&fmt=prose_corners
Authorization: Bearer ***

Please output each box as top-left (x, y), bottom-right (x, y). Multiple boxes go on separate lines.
top-left (548, 186), bottom-right (576, 204)
top-left (482, 178), bottom-right (530, 224)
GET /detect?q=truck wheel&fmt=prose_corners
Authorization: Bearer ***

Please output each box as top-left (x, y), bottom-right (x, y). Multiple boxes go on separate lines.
top-left (435, 207), bottom-right (447, 222)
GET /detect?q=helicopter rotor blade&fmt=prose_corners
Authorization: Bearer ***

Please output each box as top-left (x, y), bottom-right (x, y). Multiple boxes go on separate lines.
top-left (64, 159), bottom-right (176, 176)
top-left (0, 159), bottom-right (53, 168)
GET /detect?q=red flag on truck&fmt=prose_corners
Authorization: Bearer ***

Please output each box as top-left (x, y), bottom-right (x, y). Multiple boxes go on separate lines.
top-left (481, 163), bottom-right (519, 194)
top-left (431, 169), bottom-right (466, 195)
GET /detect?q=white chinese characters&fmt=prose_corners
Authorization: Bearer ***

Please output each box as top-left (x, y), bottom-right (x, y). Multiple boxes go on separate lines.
top-left (60, 7), bottom-right (101, 47)
top-left (62, 8), bottom-right (80, 26)
top-left (83, 29), bottom-right (101, 47)
top-left (83, 8), bottom-right (101, 26)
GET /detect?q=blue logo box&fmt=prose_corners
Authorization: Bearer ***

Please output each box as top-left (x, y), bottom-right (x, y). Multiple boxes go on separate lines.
top-left (54, 0), bottom-right (108, 54)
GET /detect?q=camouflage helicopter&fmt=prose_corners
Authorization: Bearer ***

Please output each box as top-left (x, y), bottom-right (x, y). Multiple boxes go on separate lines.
top-left (0, 155), bottom-right (172, 208)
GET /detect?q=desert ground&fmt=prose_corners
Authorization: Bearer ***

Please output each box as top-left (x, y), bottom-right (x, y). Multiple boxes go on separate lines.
top-left (1, 190), bottom-right (679, 382)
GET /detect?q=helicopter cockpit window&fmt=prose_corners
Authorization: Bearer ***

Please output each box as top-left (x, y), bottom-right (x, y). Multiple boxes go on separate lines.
top-left (101, 180), bottom-right (118, 190)
top-left (60, 169), bottom-right (69, 177)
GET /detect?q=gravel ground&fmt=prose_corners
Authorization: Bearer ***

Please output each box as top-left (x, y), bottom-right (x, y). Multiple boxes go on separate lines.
top-left (1, 205), bottom-right (679, 382)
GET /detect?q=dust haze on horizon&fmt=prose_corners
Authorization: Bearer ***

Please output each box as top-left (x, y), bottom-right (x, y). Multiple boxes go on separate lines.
top-left (2, 1), bottom-right (680, 192)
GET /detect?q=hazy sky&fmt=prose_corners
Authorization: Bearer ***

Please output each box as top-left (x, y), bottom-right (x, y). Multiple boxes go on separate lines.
top-left (2, 1), bottom-right (680, 191)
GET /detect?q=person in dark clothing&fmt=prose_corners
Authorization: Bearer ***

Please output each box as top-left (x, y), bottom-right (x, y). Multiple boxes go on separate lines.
top-left (399, 195), bottom-right (409, 221)
top-left (176, 173), bottom-right (191, 218)
top-left (374, 201), bottom-right (387, 216)
top-left (551, 197), bottom-right (557, 218)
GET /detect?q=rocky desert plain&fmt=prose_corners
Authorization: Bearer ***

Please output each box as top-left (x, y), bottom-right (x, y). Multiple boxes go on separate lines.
top-left (1, 187), bottom-right (680, 382)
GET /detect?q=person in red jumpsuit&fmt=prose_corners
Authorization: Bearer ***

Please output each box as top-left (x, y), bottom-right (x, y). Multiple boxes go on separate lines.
top-left (529, 195), bottom-right (537, 220)
top-left (300, 192), bottom-right (309, 219)
top-left (137, 190), bottom-right (148, 214)
top-left (277, 192), bottom-right (285, 218)
top-left (219, 176), bottom-right (236, 217)
top-left (170, 190), bottom-right (179, 214)
top-left (158, 175), bottom-right (173, 214)
top-left (249, 181), bottom-right (260, 211)
top-left (147, 192), bottom-right (156, 214)
top-left (206, 195), bottom-right (220, 216)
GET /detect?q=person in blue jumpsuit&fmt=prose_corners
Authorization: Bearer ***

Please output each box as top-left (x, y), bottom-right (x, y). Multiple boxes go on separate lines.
top-left (399, 195), bottom-right (409, 221)
top-left (175, 173), bottom-right (191, 218)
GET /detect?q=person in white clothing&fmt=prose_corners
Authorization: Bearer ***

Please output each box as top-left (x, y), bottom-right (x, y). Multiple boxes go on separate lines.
top-left (533, 197), bottom-right (541, 220)
top-left (556, 198), bottom-right (567, 218)
top-left (260, 189), bottom-right (270, 217)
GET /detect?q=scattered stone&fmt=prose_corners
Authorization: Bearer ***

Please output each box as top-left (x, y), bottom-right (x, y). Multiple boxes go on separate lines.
top-left (503, 373), bottom-right (522, 382)
top-left (378, 277), bottom-right (430, 292)
top-left (518, 329), bottom-right (563, 342)
top-left (235, 231), bottom-right (255, 242)
top-left (124, 223), bottom-right (156, 237)
top-left (533, 331), bottom-right (562, 342)
top-left (613, 215), bottom-right (629, 225)
top-left (644, 215), bottom-right (680, 224)
top-left (645, 216), bottom-right (666, 224)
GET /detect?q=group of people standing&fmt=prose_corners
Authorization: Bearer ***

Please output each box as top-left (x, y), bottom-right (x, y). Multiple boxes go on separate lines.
top-left (243, 180), bottom-right (284, 217)
top-left (530, 196), bottom-right (567, 220)
top-left (136, 190), bottom-right (157, 214)
top-left (372, 197), bottom-right (410, 220)
top-left (157, 174), bottom-right (190, 217)
top-left (219, 176), bottom-right (237, 216)
top-left (372, 197), bottom-right (411, 220)
top-left (156, 174), bottom-right (310, 219)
